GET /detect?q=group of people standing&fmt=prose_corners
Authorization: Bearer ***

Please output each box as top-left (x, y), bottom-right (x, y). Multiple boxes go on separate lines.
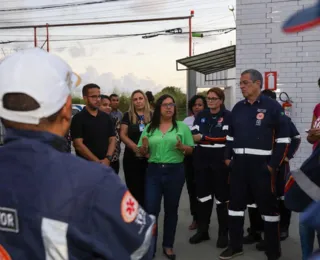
top-left (0, 48), bottom-right (317, 260)
top-left (181, 69), bottom-right (302, 260)
top-left (68, 70), bottom-right (318, 260)
top-left (69, 84), bottom-right (194, 259)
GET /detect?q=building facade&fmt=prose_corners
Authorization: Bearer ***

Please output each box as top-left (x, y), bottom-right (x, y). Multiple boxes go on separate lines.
top-left (236, 0), bottom-right (320, 168)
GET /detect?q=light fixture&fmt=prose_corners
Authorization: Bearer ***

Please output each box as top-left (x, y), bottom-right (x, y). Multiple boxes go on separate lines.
top-left (228, 5), bottom-right (236, 24)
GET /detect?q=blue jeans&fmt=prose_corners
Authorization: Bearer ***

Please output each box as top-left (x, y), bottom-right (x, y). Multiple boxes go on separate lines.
top-left (144, 163), bottom-right (185, 254)
top-left (299, 214), bottom-right (320, 260)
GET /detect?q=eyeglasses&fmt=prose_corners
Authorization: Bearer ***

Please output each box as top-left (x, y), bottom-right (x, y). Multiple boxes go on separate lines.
top-left (206, 97), bottom-right (220, 102)
top-left (88, 95), bottom-right (101, 99)
top-left (238, 80), bottom-right (259, 86)
top-left (161, 103), bottom-right (176, 108)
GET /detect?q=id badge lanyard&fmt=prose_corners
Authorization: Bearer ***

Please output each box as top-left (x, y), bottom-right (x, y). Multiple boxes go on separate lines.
top-left (138, 115), bottom-right (145, 132)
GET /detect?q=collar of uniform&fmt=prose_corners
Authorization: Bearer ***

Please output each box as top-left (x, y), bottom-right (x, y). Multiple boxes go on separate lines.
top-left (208, 107), bottom-right (225, 117)
top-left (4, 128), bottom-right (67, 152)
top-left (244, 95), bottom-right (263, 105)
top-left (82, 106), bottom-right (102, 118)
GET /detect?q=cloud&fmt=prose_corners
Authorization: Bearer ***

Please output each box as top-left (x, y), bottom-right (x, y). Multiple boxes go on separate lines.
top-left (72, 66), bottom-right (164, 96)
top-left (130, 0), bottom-right (169, 13)
top-left (114, 49), bottom-right (128, 55)
top-left (68, 43), bottom-right (86, 58)
top-left (135, 52), bottom-right (145, 56)
top-left (68, 43), bottom-right (97, 58)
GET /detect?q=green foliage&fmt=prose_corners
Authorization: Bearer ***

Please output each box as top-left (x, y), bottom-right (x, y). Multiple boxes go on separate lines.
top-left (197, 90), bottom-right (208, 97)
top-left (154, 86), bottom-right (187, 120)
top-left (71, 86), bottom-right (188, 120)
top-left (72, 97), bottom-right (85, 104)
top-left (118, 94), bottom-right (130, 113)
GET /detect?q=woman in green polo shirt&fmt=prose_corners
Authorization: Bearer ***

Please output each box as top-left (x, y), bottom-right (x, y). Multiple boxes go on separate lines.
top-left (138, 94), bottom-right (194, 260)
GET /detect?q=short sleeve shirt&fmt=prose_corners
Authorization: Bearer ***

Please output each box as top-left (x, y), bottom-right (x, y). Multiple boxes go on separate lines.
top-left (121, 112), bottom-right (147, 157)
top-left (111, 110), bottom-right (123, 122)
top-left (70, 107), bottom-right (116, 160)
top-left (138, 121), bottom-right (194, 164)
top-left (183, 116), bottom-right (195, 130)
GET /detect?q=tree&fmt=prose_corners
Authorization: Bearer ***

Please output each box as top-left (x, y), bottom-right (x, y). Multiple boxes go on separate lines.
top-left (197, 90), bottom-right (207, 97)
top-left (70, 86), bottom-right (187, 119)
top-left (72, 97), bottom-right (85, 104)
top-left (119, 94), bottom-right (130, 113)
top-left (155, 86), bottom-right (187, 120)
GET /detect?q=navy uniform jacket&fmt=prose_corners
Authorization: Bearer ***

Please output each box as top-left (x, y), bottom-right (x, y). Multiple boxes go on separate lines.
top-left (192, 108), bottom-right (231, 147)
top-left (225, 95), bottom-right (290, 170)
top-left (191, 108), bottom-right (231, 163)
top-left (0, 128), bottom-right (155, 260)
top-left (287, 118), bottom-right (301, 160)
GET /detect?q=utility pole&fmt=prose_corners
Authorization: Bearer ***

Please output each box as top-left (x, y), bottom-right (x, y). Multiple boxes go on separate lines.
top-left (0, 11), bottom-right (195, 56)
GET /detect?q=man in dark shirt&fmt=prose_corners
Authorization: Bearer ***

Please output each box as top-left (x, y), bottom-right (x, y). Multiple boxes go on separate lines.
top-left (71, 84), bottom-right (116, 167)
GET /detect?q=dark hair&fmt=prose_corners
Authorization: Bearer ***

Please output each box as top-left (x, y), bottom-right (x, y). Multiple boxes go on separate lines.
top-left (147, 94), bottom-right (177, 134)
top-left (2, 93), bottom-right (61, 125)
top-left (82, 83), bottom-right (100, 97)
top-left (145, 91), bottom-right (155, 103)
top-left (100, 95), bottom-right (110, 101)
top-left (207, 87), bottom-right (226, 110)
top-left (241, 69), bottom-right (263, 89)
top-left (110, 94), bottom-right (119, 99)
top-left (261, 89), bottom-right (276, 100)
top-left (188, 95), bottom-right (207, 114)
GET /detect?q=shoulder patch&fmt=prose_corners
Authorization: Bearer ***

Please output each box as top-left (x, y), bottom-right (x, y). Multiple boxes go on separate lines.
top-left (0, 245), bottom-right (11, 260)
top-left (121, 191), bottom-right (139, 223)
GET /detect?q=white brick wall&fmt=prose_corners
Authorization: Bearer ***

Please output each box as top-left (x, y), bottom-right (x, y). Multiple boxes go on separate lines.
top-left (236, 0), bottom-right (320, 169)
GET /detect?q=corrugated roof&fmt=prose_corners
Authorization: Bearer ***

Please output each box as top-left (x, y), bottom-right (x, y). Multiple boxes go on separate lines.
top-left (176, 45), bottom-right (236, 75)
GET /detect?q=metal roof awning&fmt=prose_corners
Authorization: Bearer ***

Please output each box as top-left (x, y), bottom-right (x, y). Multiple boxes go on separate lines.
top-left (176, 45), bottom-right (236, 75)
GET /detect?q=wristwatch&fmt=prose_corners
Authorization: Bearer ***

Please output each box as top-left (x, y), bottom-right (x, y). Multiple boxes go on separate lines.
top-left (105, 155), bottom-right (112, 161)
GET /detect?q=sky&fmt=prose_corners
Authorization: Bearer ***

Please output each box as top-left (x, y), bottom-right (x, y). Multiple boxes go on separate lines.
top-left (0, 0), bottom-right (236, 96)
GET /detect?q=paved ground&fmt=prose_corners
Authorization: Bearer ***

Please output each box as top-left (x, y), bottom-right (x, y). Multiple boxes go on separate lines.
top-left (116, 152), bottom-right (303, 260)
top-left (72, 144), bottom-right (303, 259)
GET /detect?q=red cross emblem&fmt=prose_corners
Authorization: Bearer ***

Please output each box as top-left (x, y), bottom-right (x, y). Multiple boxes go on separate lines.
top-left (126, 198), bottom-right (136, 215)
top-left (121, 191), bottom-right (138, 223)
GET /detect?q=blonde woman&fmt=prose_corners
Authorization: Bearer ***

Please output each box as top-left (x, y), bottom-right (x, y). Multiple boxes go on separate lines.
top-left (120, 90), bottom-right (152, 207)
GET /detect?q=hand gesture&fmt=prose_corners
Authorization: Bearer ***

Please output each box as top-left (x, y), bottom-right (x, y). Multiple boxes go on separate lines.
top-left (139, 136), bottom-right (149, 155)
top-left (308, 128), bottom-right (320, 137)
top-left (176, 136), bottom-right (184, 151)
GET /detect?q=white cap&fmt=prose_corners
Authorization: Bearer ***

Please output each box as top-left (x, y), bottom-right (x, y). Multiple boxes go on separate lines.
top-left (0, 48), bottom-right (81, 124)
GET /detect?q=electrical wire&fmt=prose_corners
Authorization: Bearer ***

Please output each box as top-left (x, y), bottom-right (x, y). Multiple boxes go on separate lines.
top-left (0, 27), bottom-right (235, 45)
top-left (0, 0), bottom-right (123, 12)
top-left (0, 0), bottom-right (222, 22)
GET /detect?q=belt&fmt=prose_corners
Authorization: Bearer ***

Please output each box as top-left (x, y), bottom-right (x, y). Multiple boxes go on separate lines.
top-left (198, 144), bottom-right (225, 148)
top-left (233, 148), bottom-right (272, 156)
top-left (149, 162), bottom-right (182, 168)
